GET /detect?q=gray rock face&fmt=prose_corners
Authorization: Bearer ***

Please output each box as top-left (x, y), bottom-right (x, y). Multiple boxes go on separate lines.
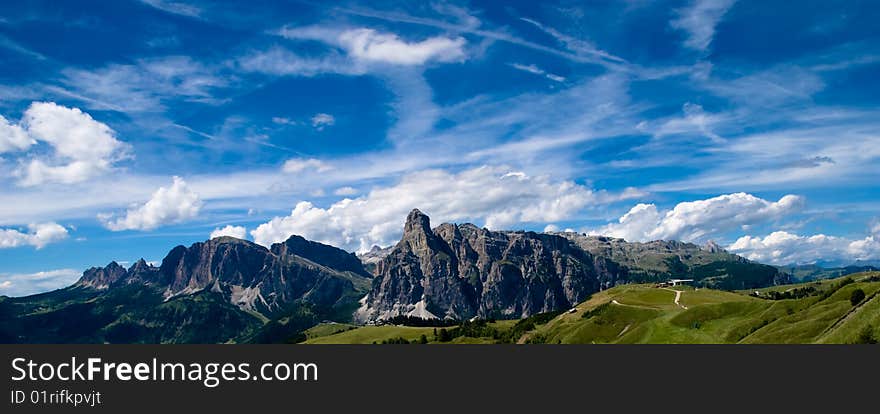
top-left (76, 261), bottom-right (129, 289)
top-left (76, 236), bottom-right (371, 317)
top-left (703, 240), bottom-right (726, 254)
top-left (358, 245), bottom-right (393, 266)
top-left (357, 210), bottom-right (621, 321)
top-left (357, 209), bottom-right (790, 322)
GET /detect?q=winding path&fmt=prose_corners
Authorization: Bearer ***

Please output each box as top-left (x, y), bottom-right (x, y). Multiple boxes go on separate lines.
top-left (662, 288), bottom-right (688, 310)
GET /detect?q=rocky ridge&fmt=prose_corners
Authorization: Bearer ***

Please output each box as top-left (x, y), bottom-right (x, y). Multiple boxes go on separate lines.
top-left (356, 209), bottom-right (790, 322)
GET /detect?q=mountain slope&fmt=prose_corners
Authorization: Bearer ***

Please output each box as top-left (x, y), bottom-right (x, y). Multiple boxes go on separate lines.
top-left (535, 272), bottom-right (880, 344)
top-left (306, 272), bottom-right (880, 344)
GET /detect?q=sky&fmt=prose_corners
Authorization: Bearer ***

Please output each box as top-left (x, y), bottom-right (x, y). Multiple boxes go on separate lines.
top-left (1, 0), bottom-right (879, 296)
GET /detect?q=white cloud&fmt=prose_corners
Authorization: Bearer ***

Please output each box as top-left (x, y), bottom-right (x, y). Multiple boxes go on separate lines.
top-left (544, 224), bottom-right (560, 232)
top-left (518, 18), bottom-right (626, 64)
top-left (138, 0), bottom-right (201, 18)
top-left (311, 113), bottom-right (335, 130)
top-left (641, 102), bottom-right (725, 143)
top-left (340, 28), bottom-right (466, 65)
top-left (281, 158), bottom-right (333, 174)
top-left (509, 63), bottom-right (566, 82)
top-left (279, 26), bottom-right (467, 66)
top-left (729, 231), bottom-right (880, 265)
top-left (251, 165), bottom-right (641, 252)
top-left (210, 225), bottom-right (247, 240)
top-left (0, 222), bottom-right (69, 249)
top-left (650, 115), bottom-right (879, 192)
top-left (702, 66), bottom-right (824, 106)
top-left (0, 115), bottom-right (34, 153)
top-left (511, 63), bottom-right (544, 75)
top-left (334, 186), bottom-right (358, 196)
top-left (15, 102), bottom-right (129, 186)
top-left (670, 0), bottom-right (737, 51)
top-left (237, 47), bottom-right (363, 77)
top-left (58, 56), bottom-right (226, 113)
top-left (272, 117), bottom-right (296, 125)
top-left (592, 193), bottom-right (804, 242)
top-left (0, 269), bottom-right (81, 297)
top-left (101, 176), bottom-right (202, 231)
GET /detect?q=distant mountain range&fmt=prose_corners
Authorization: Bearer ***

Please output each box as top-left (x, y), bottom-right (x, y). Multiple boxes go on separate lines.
top-left (775, 264), bottom-right (878, 282)
top-left (0, 236), bottom-right (371, 343)
top-left (2, 209), bottom-right (792, 343)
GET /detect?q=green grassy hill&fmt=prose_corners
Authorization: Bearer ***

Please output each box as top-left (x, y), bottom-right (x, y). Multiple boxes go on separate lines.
top-left (302, 272), bottom-right (880, 344)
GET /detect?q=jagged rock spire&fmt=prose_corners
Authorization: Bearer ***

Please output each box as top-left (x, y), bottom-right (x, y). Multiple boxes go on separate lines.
top-left (404, 208), bottom-right (431, 235)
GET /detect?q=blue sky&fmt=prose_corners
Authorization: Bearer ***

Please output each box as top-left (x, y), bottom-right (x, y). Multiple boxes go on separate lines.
top-left (1, 0), bottom-right (879, 296)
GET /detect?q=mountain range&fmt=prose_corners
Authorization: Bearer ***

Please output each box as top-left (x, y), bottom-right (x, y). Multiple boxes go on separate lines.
top-left (2, 209), bottom-right (791, 343)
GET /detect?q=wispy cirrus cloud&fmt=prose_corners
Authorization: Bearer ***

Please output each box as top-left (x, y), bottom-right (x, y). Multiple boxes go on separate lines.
top-left (57, 56), bottom-right (229, 114)
top-left (509, 63), bottom-right (565, 82)
top-left (138, 0), bottom-right (202, 18)
top-left (670, 0), bottom-right (738, 52)
top-left (336, 5), bottom-right (628, 69)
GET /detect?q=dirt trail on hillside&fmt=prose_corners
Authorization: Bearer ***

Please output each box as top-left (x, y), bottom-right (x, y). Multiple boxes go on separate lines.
top-left (662, 288), bottom-right (688, 309)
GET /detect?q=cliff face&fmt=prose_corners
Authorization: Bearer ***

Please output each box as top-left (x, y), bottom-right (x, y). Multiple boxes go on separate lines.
top-left (357, 209), bottom-right (791, 322)
top-left (77, 236), bottom-right (371, 317)
top-left (357, 210), bottom-right (623, 321)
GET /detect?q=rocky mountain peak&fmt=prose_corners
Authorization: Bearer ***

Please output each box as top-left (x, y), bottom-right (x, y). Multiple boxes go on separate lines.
top-left (271, 234), bottom-right (371, 278)
top-left (358, 245), bottom-right (393, 267)
top-left (404, 208), bottom-right (431, 235)
top-left (129, 258), bottom-right (150, 272)
top-left (399, 208), bottom-right (447, 254)
top-left (77, 261), bottom-right (128, 289)
top-left (703, 240), bottom-right (726, 253)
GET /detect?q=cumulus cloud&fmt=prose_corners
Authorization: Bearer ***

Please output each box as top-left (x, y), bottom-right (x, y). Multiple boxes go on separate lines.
top-left (592, 193), bottom-right (804, 242)
top-left (729, 231), bottom-right (880, 265)
top-left (0, 268), bottom-right (81, 297)
top-left (279, 26), bottom-right (466, 66)
top-left (251, 165), bottom-right (642, 252)
top-left (310, 113), bottom-right (335, 130)
top-left (0, 115), bottom-right (34, 153)
top-left (209, 225), bottom-right (247, 240)
top-left (281, 158), bottom-right (333, 174)
top-left (0, 222), bottom-right (69, 249)
top-left (14, 102), bottom-right (129, 186)
top-left (101, 176), bottom-right (202, 231)
top-left (670, 0), bottom-right (737, 51)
